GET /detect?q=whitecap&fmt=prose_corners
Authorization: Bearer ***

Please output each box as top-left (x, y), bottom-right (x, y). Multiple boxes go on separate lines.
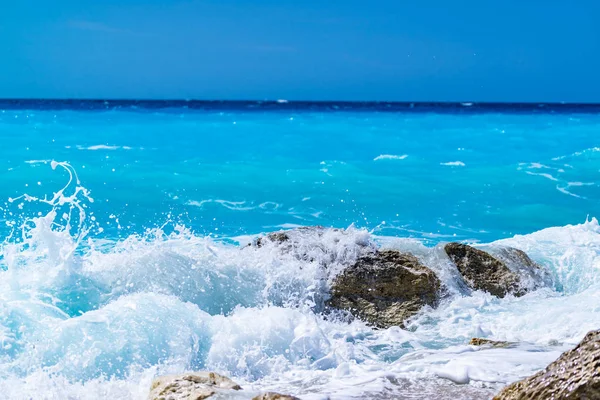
top-left (186, 199), bottom-right (256, 211)
top-left (24, 159), bottom-right (52, 165)
top-left (552, 146), bottom-right (600, 160)
top-left (525, 171), bottom-right (558, 181)
top-left (440, 161), bottom-right (465, 167)
top-left (76, 145), bottom-right (132, 151)
top-left (373, 154), bottom-right (408, 161)
top-left (557, 186), bottom-right (584, 199)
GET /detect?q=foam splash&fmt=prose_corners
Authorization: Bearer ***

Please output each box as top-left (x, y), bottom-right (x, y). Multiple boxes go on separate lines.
top-left (76, 145), bottom-right (133, 151)
top-left (373, 154), bottom-right (408, 161)
top-left (1, 163), bottom-right (600, 399)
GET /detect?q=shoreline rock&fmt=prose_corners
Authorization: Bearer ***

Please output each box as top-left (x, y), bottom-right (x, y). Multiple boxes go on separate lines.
top-left (328, 250), bottom-right (441, 328)
top-left (148, 372), bottom-right (301, 400)
top-left (494, 329), bottom-right (600, 399)
top-left (444, 243), bottom-right (525, 297)
top-left (251, 226), bottom-right (377, 266)
top-left (469, 338), bottom-right (515, 348)
top-left (492, 247), bottom-right (554, 290)
top-left (252, 228), bottom-right (549, 329)
top-left (148, 372), bottom-right (241, 400)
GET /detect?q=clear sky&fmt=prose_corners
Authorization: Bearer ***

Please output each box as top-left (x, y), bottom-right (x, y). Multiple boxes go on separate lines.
top-left (2, 0), bottom-right (599, 101)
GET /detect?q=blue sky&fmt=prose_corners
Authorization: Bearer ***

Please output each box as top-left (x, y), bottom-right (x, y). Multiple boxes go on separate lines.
top-left (2, 0), bottom-right (599, 101)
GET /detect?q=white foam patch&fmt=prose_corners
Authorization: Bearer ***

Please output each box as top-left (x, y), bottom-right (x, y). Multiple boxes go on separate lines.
top-left (528, 162), bottom-right (551, 169)
top-left (24, 159), bottom-right (52, 165)
top-left (440, 161), bottom-right (465, 166)
top-left (552, 146), bottom-right (600, 160)
top-left (557, 186), bottom-right (584, 199)
top-left (373, 154), bottom-right (408, 161)
top-left (187, 200), bottom-right (282, 213)
top-left (525, 171), bottom-right (558, 181)
top-left (186, 199), bottom-right (255, 211)
top-left (76, 145), bottom-right (132, 151)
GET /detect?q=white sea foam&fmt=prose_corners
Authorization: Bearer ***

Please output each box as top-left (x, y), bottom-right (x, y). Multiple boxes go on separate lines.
top-left (187, 199), bottom-right (281, 212)
top-left (552, 146), bottom-right (600, 160)
top-left (187, 199), bottom-right (256, 211)
top-left (525, 171), bottom-right (558, 181)
top-left (556, 182), bottom-right (596, 199)
top-left (557, 186), bottom-right (585, 199)
top-left (24, 159), bottom-right (52, 165)
top-left (1, 163), bottom-right (600, 399)
top-left (373, 154), bottom-right (408, 161)
top-left (521, 162), bottom-right (551, 169)
top-left (76, 145), bottom-right (133, 151)
top-left (440, 161), bottom-right (466, 166)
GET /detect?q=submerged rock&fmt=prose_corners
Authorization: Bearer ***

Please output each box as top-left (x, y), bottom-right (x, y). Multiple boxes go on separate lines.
top-left (148, 372), bottom-right (241, 400)
top-left (253, 226), bottom-right (335, 248)
top-left (252, 393), bottom-right (300, 400)
top-left (444, 243), bottom-right (526, 297)
top-left (252, 226), bottom-right (377, 266)
top-left (494, 329), bottom-right (600, 400)
top-left (254, 230), bottom-right (296, 247)
top-left (328, 250), bottom-right (441, 328)
top-left (469, 338), bottom-right (515, 348)
top-left (492, 247), bottom-right (554, 291)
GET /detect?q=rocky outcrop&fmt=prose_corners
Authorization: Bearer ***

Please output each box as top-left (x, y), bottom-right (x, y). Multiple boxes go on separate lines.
top-left (469, 338), bottom-right (514, 348)
top-left (492, 247), bottom-right (554, 291)
top-left (252, 393), bottom-right (301, 400)
top-left (444, 243), bottom-right (526, 297)
top-left (253, 226), bottom-right (339, 249)
top-left (148, 372), bottom-right (302, 400)
top-left (328, 250), bottom-right (441, 328)
top-left (252, 226), bottom-right (377, 266)
top-left (494, 329), bottom-right (600, 400)
top-left (148, 372), bottom-right (241, 400)
top-left (254, 230), bottom-right (297, 247)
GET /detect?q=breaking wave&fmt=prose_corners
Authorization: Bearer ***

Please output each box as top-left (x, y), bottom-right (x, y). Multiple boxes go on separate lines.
top-left (1, 163), bottom-right (600, 399)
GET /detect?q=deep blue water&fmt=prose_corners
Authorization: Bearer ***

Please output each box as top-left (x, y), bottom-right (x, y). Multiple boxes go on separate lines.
top-left (0, 101), bottom-right (598, 242)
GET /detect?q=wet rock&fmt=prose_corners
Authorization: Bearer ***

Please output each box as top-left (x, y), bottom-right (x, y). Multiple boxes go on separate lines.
top-left (252, 226), bottom-right (377, 266)
top-left (148, 371), bottom-right (241, 400)
top-left (328, 250), bottom-right (441, 328)
top-left (494, 329), bottom-right (600, 400)
top-left (444, 243), bottom-right (525, 297)
top-left (254, 230), bottom-right (294, 247)
top-left (252, 393), bottom-right (301, 400)
top-left (469, 338), bottom-right (514, 348)
top-left (253, 226), bottom-right (332, 248)
top-left (492, 247), bottom-right (554, 291)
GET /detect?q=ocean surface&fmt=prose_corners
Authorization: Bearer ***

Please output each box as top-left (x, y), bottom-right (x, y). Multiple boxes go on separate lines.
top-left (0, 101), bottom-right (599, 399)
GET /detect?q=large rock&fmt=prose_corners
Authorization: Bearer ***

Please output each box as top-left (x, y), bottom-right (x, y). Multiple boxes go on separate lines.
top-left (469, 338), bottom-right (515, 348)
top-left (254, 230), bottom-right (298, 247)
top-left (328, 250), bottom-right (441, 328)
top-left (253, 226), bottom-right (339, 249)
top-left (148, 372), bottom-right (241, 400)
top-left (494, 329), bottom-right (600, 400)
top-left (252, 226), bottom-right (377, 266)
top-left (444, 243), bottom-right (525, 297)
top-left (492, 247), bottom-right (554, 291)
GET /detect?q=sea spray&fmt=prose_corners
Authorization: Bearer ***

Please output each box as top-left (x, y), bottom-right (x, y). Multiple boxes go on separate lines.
top-left (0, 158), bottom-right (599, 398)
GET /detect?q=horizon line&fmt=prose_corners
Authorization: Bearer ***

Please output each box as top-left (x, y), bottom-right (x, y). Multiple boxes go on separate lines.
top-left (2, 99), bottom-right (600, 113)
top-left (1, 98), bottom-right (600, 105)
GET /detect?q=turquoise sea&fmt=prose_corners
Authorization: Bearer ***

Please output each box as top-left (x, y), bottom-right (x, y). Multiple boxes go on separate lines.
top-left (1, 101), bottom-right (600, 399)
